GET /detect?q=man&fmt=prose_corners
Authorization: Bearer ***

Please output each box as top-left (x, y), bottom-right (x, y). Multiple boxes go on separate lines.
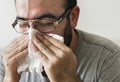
top-left (0, 0), bottom-right (120, 82)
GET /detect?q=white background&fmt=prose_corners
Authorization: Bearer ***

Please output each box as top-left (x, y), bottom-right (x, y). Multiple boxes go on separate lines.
top-left (0, 0), bottom-right (120, 48)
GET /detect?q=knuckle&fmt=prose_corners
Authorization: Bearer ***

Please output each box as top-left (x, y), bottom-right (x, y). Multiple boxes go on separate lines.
top-left (37, 43), bottom-right (43, 49)
top-left (58, 50), bottom-right (64, 56)
top-left (17, 45), bottom-right (23, 51)
top-left (47, 62), bottom-right (55, 70)
top-left (58, 50), bottom-right (67, 59)
top-left (18, 50), bottom-right (27, 59)
top-left (6, 62), bottom-right (10, 67)
top-left (47, 64), bottom-right (52, 70)
top-left (48, 57), bottom-right (58, 68)
top-left (41, 45), bottom-right (47, 51)
top-left (3, 52), bottom-right (9, 60)
top-left (15, 48), bottom-right (19, 53)
top-left (5, 60), bottom-right (12, 68)
top-left (66, 47), bottom-right (72, 53)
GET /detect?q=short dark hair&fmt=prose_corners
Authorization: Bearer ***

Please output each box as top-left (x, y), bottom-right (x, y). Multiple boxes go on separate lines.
top-left (64, 0), bottom-right (77, 9)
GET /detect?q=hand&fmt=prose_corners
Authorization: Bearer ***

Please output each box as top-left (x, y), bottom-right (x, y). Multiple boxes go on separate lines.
top-left (3, 35), bottom-right (28, 82)
top-left (32, 33), bottom-right (80, 82)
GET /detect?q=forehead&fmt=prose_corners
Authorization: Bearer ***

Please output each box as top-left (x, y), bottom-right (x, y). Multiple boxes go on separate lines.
top-left (16, 0), bottom-right (65, 19)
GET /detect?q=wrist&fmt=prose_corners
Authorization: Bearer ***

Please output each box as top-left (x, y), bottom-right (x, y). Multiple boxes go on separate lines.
top-left (52, 74), bottom-right (81, 82)
top-left (66, 74), bottom-right (81, 82)
top-left (3, 73), bottom-right (20, 82)
top-left (65, 73), bottom-right (81, 82)
top-left (68, 75), bottom-right (81, 82)
top-left (3, 77), bottom-right (20, 82)
top-left (3, 77), bottom-right (19, 82)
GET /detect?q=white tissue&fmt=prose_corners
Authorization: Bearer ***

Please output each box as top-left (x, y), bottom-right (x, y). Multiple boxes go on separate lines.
top-left (17, 28), bottom-right (64, 74)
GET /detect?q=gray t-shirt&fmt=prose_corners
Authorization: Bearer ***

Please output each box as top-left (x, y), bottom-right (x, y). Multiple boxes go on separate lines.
top-left (0, 30), bottom-right (120, 82)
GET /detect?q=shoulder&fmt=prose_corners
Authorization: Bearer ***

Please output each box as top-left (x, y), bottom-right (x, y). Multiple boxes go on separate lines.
top-left (76, 30), bottom-right (120, 82)
top-left (76, 29), bottom-right (120, 54)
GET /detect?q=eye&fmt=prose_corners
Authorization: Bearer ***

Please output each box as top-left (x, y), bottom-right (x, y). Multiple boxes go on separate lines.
top-left (18, 22), bottom-right (28, 28)
top-left (33, 19), bottom-right (54, 28)
top-left (41, 22), bottom-right (53, 27)
top-left (16, 21), bottom-right (29, 33)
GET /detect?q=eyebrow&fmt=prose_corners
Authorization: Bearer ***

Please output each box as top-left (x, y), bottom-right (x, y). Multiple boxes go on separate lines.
top-left (16, 13), bottom-right (57, 20)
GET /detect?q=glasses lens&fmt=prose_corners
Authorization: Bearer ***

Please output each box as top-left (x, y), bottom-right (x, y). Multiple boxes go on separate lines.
top-left (14, 21), bottom-right (29, 33)
top-left (14, 19), bottom-right (56, 33)
top-left (33, 19), bottom-right (55, 33)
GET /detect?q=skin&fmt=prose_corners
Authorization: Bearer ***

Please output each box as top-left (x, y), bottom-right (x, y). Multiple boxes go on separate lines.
top-left (3, 35), bottom-right (28, 82)
top-left (3, 0), bottom-right (80, 82)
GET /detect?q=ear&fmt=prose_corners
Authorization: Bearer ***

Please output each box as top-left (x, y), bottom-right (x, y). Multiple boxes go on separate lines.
top-left (69, 6), bottom-right (80, 28)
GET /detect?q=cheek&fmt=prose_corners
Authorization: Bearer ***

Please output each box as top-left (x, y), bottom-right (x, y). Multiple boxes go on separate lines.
top-left (51, 20), bottom-right (67, 36)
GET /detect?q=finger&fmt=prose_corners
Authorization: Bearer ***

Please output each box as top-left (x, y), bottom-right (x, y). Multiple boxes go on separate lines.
top-left (35, 34), bottom-right (62, 56)
top-left (6, 34), bottom-right (27, 50)
top-left (8, 40), bottom-right (28, 59)
top-left (33, 35), bottom-right (54, 59)
top-left (5, 35), bottom-right (28, 55)
top-left (10, 35), bottom-right (28, 51)
top-left (4, 36), bottom-right (28, 59)
top-left (42, 34), bottom-right (73, 59)
top-left (5, 36), bottom-right (28, 55)
top-left (32, 41), bottom-right (48, 65)
top-left (43, 34), bottom-right (67, 50)
top-left (4, 34), bottom-right (27, 54)
top-left (9, 48), bottom-right (28, 66)
top-left (4, 48), bottom-right (28, 68)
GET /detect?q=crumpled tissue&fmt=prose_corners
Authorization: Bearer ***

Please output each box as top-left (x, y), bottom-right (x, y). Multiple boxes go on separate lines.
top-left (17, 28), bottom-right (64, 74)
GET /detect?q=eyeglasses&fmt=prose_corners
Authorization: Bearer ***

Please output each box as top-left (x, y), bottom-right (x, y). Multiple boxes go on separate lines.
top-left (12, 9), bottom-right (71, 34)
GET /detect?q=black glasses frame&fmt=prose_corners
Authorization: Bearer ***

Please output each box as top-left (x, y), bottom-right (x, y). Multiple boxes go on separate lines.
top-left (12, 9), bottom-right (71, 33)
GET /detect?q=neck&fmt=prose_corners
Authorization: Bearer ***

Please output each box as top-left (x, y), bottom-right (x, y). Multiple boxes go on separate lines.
top-left (70, 29), bottom-right (79, 52)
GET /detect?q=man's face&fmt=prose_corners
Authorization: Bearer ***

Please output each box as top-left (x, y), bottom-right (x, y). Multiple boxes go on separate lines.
top-left (16, 0), bottom-right (73, 46)
top-left (16, 0), bottom-right (67, 36)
